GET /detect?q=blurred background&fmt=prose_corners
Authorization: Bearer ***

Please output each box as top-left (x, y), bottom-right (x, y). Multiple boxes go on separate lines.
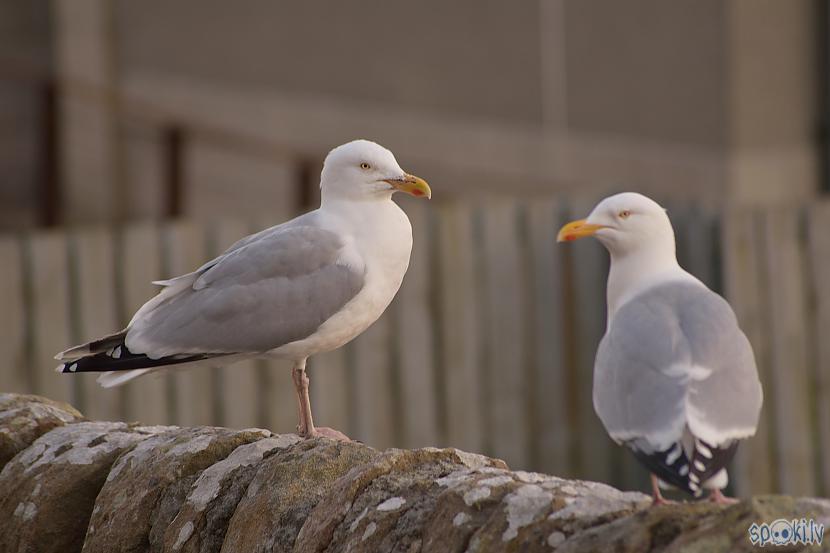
top-left (1, 0), bottom-right (828, 499)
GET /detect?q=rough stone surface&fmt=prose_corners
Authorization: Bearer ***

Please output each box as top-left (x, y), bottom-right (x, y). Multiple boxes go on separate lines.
top-left (0, 420), bottom-right (168, 553)
top-left (164, 434), bottom-right (303, 553)
top-left (221, 437), bottom-right (380, 553)
top-left (295, 447), bottom-right (508, 553)
top-left (556, 495), bottom-right (830, 553)
top-left (0, 393), bottom-right (83, 471)
top-left (82, 425), bottom-right (270, 553)
top-left (1, 394), bottom-right (829, 553)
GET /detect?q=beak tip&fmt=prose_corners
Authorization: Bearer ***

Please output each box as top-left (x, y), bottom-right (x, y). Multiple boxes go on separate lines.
top-left (389, 174), bottom-right (431, 199)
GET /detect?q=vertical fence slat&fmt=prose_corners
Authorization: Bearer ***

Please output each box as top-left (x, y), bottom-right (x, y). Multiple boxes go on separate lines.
top-left (352, 313), bottom-right (395, 448)
top-left (763, 208), bottom-right (816, 495)
top-left (526, 200), bottom-right (571, 476)
top-left (309, 348), bottom-right (350, 436)
top-left (722, 210), bottom-right (775, 495)
top-left (437, 204), bottom-right (484, 453)
top-left (163, 220), bottom-right (214, 426)
top-left (260, 358), bottom-right (296, 434)
top-left (395, 201), bottom-right (439, 448)
top-left (808, 202), bottom-right (830, 496)
top-left (680, 209), bottom-right (719, 290)
top-left (121, 222), bottom-right (170, 425)
top-left (0, 237), bottom-right (28, 393)
top-left (568, 199), bottom-right (613, 484)
top-left (212, 220), bottom-right (261, 429)
top-left (481, 201), bottom-right (530, 468)
top-left (28, 232), bottom-right (74, 404)
top-left (73, 228), bottom-right (122, 421)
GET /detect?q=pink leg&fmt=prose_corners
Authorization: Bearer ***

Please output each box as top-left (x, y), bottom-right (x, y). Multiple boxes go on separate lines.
top-left (650, 474), bottom-right (676, 506)
top-left (707, 488), bottom-right (739, 505)
top-left (291, 360), bottom-right (350, 441)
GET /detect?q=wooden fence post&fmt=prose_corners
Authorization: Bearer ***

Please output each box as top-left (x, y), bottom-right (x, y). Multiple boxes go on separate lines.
top-left (762, 208), bottom-right (816, 495)
top-left (0, 237), bottom-right (29, 393)
top-left (436, 203), bottom-right (485, 454)
top-left (807, 201), bottom-right (830, 496)
top-left (721, 209), bottom-right (776, 496)
top-left (481, 200), bottom-right (530, 468)
top-left (394, 201), bottom-right (440, 448)
top-left (71, 227), bottom-right (122, 421)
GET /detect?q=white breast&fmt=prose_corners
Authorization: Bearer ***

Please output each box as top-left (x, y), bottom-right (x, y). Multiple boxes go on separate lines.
top-left (267, 199), bottom-right (413, 360)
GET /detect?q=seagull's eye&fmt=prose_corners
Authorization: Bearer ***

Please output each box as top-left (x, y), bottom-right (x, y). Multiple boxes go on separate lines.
top-left (360, 162), bottom-right (371, 170)
top-left (618, 210), bottom-right (631, 219)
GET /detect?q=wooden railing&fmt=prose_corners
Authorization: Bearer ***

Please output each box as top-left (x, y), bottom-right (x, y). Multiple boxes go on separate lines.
top-left (0, 199), bottom-right (827, 498)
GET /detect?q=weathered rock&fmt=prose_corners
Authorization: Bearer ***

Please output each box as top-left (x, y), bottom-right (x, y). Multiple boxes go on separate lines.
top-left (555, 495), bottom-right (830, 553)
top-left (221, 437), bottom-right (380, 553)
top-left (164, 434), bottom-right (303, 553)
top-left (298, 454), bottom-right (648, 553)
top-left (0, 393), bottom-right (83, 471)
top-left (0, 421), bottom-right (169, 553)
top-left (296, 446), bottom-right (508, 553)
top-left (82, 425), bottom-right (270, 553)
top-left (1, 394), bottom-right (828, 553)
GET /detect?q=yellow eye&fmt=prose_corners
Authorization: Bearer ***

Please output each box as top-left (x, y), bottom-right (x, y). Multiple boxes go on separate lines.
top-left (619, 210), bottom-right (631, 219)
top-left (360, 162), bottom-right (371, 170)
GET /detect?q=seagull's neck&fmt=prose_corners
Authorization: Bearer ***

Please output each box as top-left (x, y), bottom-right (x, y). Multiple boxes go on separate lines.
top-left (318, 193), bottom-right (413, 282)
top-left (605, 246), bottom-right (692, 323)
top-left (319, 193), bottom-right (397, 223)
top-left (317, 195), bottom-right (411, 251)
top-left (320, 186), bottom-right (394, 206)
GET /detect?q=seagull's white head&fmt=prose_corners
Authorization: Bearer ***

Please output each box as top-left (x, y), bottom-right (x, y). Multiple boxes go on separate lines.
top-left (320, 139), bottom-right (431, 203)
top-left (557, 192), bottom-right (676, 259)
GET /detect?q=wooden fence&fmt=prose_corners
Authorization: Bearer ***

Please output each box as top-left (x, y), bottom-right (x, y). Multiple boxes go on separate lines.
top-left (0, 198), bottom-right (827, 498)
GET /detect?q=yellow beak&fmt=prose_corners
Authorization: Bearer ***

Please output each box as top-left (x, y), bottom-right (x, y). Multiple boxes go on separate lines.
top-left (384, 174), bottom-right (432, 199)
top-left (556, 219), bottom-right (606, 242)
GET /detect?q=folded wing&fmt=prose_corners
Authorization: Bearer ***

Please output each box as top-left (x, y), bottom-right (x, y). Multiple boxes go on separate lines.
top-left (126, 224), bottom-right (366, 358)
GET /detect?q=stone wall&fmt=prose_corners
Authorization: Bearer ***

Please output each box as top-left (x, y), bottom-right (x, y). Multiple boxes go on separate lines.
top-left (0, 393), bottom-right (827, 552)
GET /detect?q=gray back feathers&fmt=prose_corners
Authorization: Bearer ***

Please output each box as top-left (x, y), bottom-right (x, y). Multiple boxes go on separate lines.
top-left (594, 280), bottom-right (763, 448)
top-left (126, 221), bottom-right (365, 357)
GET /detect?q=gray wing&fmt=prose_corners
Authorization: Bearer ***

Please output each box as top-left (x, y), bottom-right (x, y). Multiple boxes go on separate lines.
top-left (125, 222), bottom-right (365, 357)
top-left (594, 281), bottom-right (763, 451)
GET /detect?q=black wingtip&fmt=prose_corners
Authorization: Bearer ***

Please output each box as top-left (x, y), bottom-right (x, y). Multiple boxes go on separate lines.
top-left (688, 438), bottom-right (738, 495)
top-left (57, 345), bottom-right (216, 374)
top-left (631, 442), bottom-right (696, 495)
top-left (629, 438), bottom-right (739, 497)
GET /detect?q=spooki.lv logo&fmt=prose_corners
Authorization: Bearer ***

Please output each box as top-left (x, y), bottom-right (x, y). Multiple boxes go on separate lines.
top-left (748, 518), bottom-right (824, 547)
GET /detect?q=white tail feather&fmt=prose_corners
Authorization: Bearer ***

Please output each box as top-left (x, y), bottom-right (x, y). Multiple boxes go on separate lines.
top-left (97, 369), bottom-right (154, 388)
top-left (54, 344), bottom-right (90, 361)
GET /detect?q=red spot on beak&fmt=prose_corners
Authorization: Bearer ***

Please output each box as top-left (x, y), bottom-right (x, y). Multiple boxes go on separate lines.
top-left (565, 235), bottom-right (576, 241)
top-left (412, 189), bottom-right (424, 197)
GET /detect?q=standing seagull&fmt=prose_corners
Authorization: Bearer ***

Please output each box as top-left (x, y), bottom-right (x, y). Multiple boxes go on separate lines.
top-left (557, 192), bottom-right (762, 504)
top-left (56, 139), bottom-right (431, 440)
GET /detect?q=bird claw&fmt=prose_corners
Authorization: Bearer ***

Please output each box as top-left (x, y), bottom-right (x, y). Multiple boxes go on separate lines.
top-left (650, 496), bottom-right (677, 507)
top-left (300, 426), bottom-right (351, 441)
top-left (315, 426), bottom-right (351, 441)
top-left (707, 490), bottom-right (739, 505)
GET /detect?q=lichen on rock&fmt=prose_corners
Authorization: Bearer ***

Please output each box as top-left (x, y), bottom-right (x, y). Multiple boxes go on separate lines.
top-left (82, 425), bottom-right (270, 553)
top-left (0, 420), bottom-right (168, 553)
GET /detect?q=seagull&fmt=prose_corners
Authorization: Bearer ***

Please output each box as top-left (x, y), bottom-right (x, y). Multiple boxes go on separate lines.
top-left (56, 139), bottom-right (431, 440)
top-left (557, 192), bottom-right (763, 505)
